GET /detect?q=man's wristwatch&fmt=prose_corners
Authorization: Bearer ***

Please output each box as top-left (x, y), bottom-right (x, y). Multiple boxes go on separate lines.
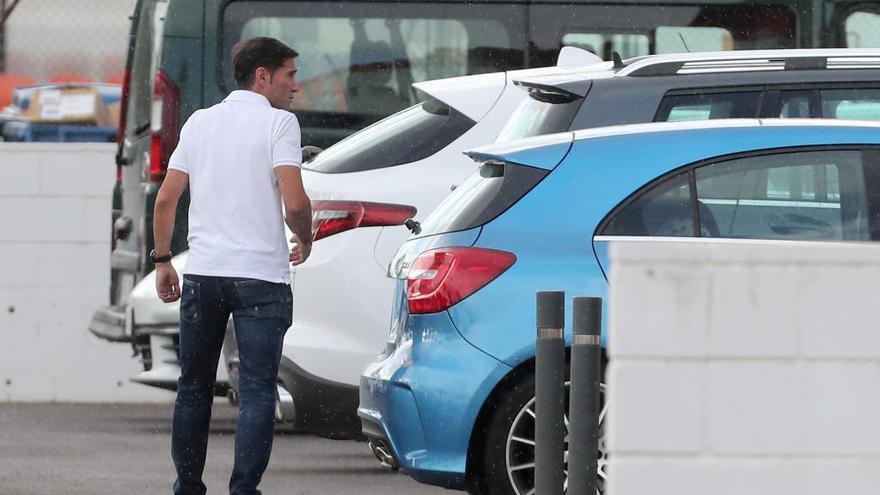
top-left (150, 249), bottom-right (173, 264)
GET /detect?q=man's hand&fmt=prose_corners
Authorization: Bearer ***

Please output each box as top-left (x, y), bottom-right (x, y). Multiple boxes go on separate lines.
top-left (156, 264), bottom-right (181, 303)
top-left (289, 235), bottom-right (312, 266)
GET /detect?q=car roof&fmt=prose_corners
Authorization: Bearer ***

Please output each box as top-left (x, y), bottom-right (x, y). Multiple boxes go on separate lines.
top-left (467, 119), bottom-right (880, 169)
top-left (513, 48), bottom-right (880, 91)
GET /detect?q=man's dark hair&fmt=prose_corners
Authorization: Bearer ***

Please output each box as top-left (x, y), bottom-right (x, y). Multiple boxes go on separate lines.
top-left (232, 37), bottom-right (299, 88)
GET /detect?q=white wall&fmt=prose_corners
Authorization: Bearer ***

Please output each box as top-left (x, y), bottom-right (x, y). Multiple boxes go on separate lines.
top-left (607, 239), bottom-right (880, 495)
top-left (0, 143), bottom-right (172, 402)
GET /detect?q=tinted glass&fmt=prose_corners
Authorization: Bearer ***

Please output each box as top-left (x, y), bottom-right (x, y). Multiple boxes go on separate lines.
top-left (602, 173), bottom-right (694, 237)
top-left (497, 95), bottom-right (581, 142)
top-left (306, 99), bottom-right (475, 173)
top-left (695, 150), bottom-right (869, 241)
top-left (223, 2), bottom-right (526, 148)
top-left (418, 162), bottom-right (548, 237)
top-left (124, 0), bottom-right (166, 140)
top-left (821, 89), bottom-right (880, 121)
top-left (656, 92), bottom-right (761, 122)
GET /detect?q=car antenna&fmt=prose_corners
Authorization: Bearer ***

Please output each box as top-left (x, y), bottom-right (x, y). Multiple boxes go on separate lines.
top-left (678, 33), bottom-right (691, 52)
top-left (612, 51), bottom-right (624, 69)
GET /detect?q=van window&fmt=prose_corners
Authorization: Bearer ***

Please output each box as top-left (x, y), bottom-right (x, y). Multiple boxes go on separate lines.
top-left (123, 0), bottom-right (166, 143)
top-left (305, 99), bottom-right (475, 174)
top-left (223, 1), bottom-right (526, 147)
top-left (529, 3), bottom-right (796, 64)
top-left (845, 10), bottom-right (880, 48)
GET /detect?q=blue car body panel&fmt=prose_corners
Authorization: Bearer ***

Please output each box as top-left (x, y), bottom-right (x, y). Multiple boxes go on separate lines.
top-left (361, 120), bottom-right (880, 488)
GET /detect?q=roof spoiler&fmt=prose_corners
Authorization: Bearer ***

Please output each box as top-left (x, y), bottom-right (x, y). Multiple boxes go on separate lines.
top-left (556, 46), bottom-right (603, 67)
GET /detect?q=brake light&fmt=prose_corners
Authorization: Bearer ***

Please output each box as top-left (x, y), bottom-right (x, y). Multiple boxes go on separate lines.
top-left (406, 247), bottom-right (516, 314)
top-left (149, 69), bottom-right (180, 183)
top-left (311, 200), bottom-right (416, 241)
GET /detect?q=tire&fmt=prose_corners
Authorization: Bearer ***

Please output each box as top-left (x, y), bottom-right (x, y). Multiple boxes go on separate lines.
top-left (478, 370), bottom-right (607, 495)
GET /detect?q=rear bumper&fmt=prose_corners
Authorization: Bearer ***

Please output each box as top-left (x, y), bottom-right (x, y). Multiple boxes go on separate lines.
top-left (88, 305), bottom-right (133, 342)
top-left (358, 311), bottom-right (511, 490)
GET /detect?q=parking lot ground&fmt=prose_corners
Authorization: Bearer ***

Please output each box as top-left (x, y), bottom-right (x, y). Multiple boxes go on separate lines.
top-left (0, 403), bottom-right (450, 495)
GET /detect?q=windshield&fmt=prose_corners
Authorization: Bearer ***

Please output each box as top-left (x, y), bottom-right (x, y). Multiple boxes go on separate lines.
top-left (306, 98), bottom-right (475, 173)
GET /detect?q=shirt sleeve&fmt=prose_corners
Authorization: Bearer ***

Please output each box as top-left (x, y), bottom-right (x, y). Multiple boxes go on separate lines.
top-left (272, 114), bottom-right (303, 168)
top-left (167, 113), bottom-right (194, 174)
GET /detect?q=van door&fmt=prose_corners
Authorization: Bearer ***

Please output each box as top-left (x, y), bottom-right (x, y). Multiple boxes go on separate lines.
top-left (92, 0), bottom-right (168, 342)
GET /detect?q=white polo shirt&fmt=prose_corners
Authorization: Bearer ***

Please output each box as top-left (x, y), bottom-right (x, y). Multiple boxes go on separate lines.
top-left (167, 90), bottom-right (302, 284)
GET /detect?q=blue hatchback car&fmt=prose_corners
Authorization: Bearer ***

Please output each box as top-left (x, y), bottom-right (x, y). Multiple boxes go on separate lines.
top-left (359, 119), bottom-right (880, 495)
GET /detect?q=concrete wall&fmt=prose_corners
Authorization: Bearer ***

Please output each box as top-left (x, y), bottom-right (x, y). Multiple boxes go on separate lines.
top-left (607, 239), bottom-right (880, 495)
top-left (0, 143), bottom-right (172, 402)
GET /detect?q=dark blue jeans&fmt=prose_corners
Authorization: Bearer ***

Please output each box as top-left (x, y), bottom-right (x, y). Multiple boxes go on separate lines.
top-left (172, 275), bottom-right (292, 495)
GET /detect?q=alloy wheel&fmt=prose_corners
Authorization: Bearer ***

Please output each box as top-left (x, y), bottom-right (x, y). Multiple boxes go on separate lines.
top-left (504, 382), bottom-right (607, 495)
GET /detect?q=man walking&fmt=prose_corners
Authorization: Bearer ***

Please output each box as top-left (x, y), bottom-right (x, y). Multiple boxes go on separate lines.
top-left (152, 37), bottom-right (312, 495)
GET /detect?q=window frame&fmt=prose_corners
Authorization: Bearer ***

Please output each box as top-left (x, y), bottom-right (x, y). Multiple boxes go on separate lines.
top-left (596, 145), bottom-right (880, 241)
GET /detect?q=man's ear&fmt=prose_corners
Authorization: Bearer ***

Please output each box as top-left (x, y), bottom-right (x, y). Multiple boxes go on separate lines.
top-left (255, 66), bottom-right (269, 86)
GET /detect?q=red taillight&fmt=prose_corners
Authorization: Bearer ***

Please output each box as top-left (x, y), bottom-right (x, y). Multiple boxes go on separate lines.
top-left (311, 200), bottom-right (417, 241)
top-left (406, 247), bottom-right (516, 314)
top-left (149, 69), bottom-right (180, 183)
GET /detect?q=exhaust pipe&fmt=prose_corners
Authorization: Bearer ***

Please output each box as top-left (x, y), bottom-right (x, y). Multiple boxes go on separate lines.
top-left (368, 439), bottom-right (399, 470)
top-left (275, 385), bottom-right (296, 424)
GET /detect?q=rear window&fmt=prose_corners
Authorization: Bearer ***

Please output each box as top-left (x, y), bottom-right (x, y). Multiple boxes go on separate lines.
top-left (305, 99), bottom-right (475, 174)
top-left (123, 0), bottom-right (166, 142)
top-left (417, 161), bottom-right (548, 237)
top-left (496, 93), bottom-right (581, 142)
top-left (655, 92), bottom-right (761, 122)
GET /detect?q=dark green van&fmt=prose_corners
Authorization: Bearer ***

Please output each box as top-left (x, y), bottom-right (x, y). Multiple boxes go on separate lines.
top-left (90, 0), bottom-right (879, 355)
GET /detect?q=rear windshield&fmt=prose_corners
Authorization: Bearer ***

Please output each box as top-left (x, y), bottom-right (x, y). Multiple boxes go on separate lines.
top-left (306, 98), bottom-right (475, 173)
top-left (417, 161), bottom-right (549, 237)
top-left (122, 0), bottom-right (166, 143)
top-left (496, 93), bottom-right (581, 142)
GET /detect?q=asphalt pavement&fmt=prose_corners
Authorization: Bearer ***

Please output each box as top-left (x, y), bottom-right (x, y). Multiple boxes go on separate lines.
top-left (0, 403), bottom-right (450, 495)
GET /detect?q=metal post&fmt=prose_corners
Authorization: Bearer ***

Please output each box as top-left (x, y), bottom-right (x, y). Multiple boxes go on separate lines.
top-left (569, 297), bottom-right (602, 495)
top-left (535, 291), bottom-right (566, 495)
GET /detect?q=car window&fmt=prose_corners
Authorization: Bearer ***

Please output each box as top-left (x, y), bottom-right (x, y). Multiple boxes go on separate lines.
top-left (496, 95), bottom-right (581, 142)
top-left (124, 0), bottom-right (166, 140)
top-left (305, 98), bottom-right (475, 174)
top-left (778, 91), bottom-right (813, 118)
top-left (695, 150), bottom-right (869, 241)
top-left (821, 89), bottom-right (880, 121)
top-left (601, 173), bottom-right (694, 237)
top-left (655, 92), bottom-right (761, 122)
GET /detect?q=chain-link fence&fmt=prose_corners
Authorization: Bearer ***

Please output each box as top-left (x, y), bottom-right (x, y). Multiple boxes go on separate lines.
top-left (1, 0), bottom-right (134, 106)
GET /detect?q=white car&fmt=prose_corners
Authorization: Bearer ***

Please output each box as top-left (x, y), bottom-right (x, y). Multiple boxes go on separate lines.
top-left (124, 48), bottom-right (602, 436)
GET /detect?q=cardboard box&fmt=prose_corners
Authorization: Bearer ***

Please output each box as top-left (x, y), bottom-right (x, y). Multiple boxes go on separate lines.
top-left (22, 87), bottom-right (108, 126)
top-left (104, 100), bottom-right (122, 128)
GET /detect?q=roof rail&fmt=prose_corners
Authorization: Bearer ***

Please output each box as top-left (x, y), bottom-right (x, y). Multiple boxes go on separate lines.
top-left (617, 49), bottom-right (880, 77)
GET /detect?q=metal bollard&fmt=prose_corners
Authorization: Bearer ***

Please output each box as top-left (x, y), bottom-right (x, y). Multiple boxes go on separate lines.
top-left (568, 297), bottom-right (602, 495)
top-left (535, 291), bottom-right (566, 495)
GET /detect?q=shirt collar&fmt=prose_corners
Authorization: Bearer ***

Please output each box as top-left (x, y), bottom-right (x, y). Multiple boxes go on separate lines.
top-left (223, 90), bottom-right (271, 107)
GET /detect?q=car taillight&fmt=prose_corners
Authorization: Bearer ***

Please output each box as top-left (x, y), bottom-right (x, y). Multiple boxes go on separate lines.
top-left (311, 200), bottom-right (416, 241)
top-left (406, 247), bottom-right (516, 314)
top-left (149, 69), bottom-right (180, 183)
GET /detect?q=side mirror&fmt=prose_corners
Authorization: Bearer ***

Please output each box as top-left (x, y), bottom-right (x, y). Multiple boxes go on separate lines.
top-left (301, 145), bottom-right (323, 163)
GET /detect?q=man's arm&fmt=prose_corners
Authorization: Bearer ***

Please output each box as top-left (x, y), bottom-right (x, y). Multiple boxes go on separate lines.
top-left (153, 169), bottom-right (188, 302)
top-left (274, 165), bottom-right (312, 265)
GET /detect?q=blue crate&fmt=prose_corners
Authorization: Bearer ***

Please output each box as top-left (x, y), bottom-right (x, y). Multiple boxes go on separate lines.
top-left (3, 120), bottom-right (117, 143)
